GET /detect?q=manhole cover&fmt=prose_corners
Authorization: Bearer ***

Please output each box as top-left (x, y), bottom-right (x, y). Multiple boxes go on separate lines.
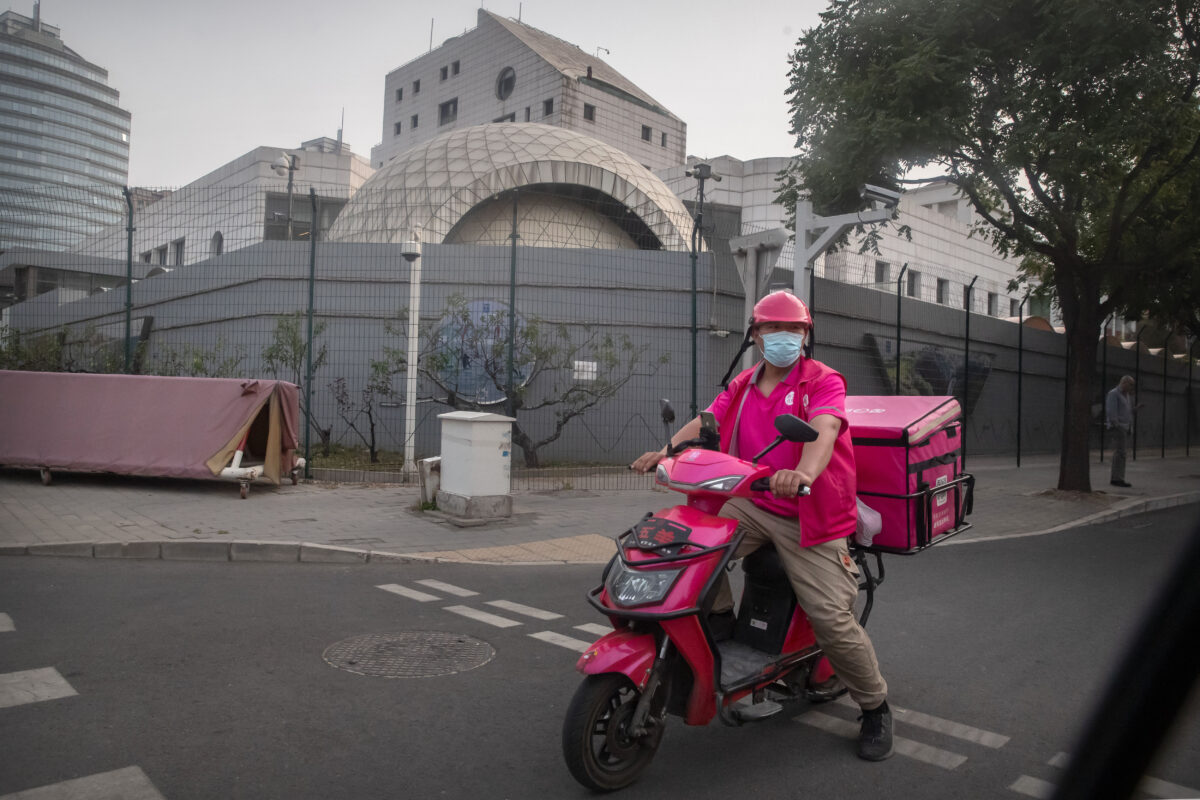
top-left (323, 631), bottom-right (495, 678)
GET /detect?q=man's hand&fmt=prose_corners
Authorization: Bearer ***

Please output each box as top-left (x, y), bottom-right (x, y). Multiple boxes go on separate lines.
top-left (769, 468), bottom-right (810, 498)
top-left (630, 451), bottom-right (666, 474)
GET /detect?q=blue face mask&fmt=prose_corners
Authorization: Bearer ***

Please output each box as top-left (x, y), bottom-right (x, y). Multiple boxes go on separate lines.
top-left (761, 331), bottom-right (805, 367)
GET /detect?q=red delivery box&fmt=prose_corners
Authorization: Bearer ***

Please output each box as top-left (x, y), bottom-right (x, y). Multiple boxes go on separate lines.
top-left (846, 396), bottom-right (974, 553)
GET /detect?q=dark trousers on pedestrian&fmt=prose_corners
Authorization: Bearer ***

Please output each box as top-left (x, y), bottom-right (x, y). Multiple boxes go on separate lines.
top-left (1110, 425), bottom-right (1128, 483)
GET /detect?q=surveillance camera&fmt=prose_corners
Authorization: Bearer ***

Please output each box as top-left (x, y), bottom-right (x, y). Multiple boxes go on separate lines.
top-left (400, 240), bottom-right (421, 263)
top-left (859, 183), bottom-right (902, 208)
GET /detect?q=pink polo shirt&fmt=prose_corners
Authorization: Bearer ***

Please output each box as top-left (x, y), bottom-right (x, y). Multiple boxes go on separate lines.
top-left (707, 358), bottom-right (858, 547)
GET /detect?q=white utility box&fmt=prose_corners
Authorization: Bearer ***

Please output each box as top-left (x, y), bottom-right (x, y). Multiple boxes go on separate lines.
top-left (436, 411), bottom-right (515, 518)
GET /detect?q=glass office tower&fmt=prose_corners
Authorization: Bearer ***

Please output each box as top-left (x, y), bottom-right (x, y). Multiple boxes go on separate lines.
top-left (0, 5), bottom-right (130, 252)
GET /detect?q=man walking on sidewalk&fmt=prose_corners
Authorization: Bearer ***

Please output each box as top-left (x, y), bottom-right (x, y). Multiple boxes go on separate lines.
top-left (1106, 375), bottom-right (1136, 488)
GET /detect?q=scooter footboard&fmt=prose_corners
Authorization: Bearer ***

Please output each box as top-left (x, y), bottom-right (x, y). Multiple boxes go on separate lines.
top-left (575, 630), bottom-right (656, 690)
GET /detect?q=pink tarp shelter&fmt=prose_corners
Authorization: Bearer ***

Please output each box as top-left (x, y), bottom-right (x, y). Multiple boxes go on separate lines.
top-left (0, 371), bottom-right (302, 494)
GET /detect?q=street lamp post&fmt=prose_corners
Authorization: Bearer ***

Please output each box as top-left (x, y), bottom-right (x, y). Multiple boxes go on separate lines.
top-left (272, 152), bottom-right (300, 240)
top-left (401, 232), bottom-right (423, 480)
top-left (686, 163), bottom-right (720, 418)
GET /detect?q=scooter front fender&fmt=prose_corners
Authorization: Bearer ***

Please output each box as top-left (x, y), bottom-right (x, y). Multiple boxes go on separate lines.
top-left (575, 629), bottom-right (657, 690)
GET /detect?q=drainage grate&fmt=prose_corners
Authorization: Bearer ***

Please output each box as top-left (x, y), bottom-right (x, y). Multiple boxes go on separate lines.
top-left (323, 631), bottom-right (495, 678)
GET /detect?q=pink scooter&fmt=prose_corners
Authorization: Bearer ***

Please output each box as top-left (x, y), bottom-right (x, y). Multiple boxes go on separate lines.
top-left (562, 409), bottom-right (884, 792)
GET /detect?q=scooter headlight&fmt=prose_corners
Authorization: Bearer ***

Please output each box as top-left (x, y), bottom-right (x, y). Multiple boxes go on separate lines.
top-left (655, 464), bottom-right (669, 485)
top-left (605, 560), bottom-right (683, 607)
top-left (697, 475), bottom-right (743, 492)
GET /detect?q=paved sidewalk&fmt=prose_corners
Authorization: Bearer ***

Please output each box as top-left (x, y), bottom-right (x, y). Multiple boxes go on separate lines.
top-left (1, 451), bottom-right (1198, 565)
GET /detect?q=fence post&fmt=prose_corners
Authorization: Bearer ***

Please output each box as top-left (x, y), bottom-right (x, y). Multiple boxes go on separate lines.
top-left (1018, 295), bottom-right (1027, 467)
top-left (1134, 326), bottom-right (1144, 461)
top-left (895, 264), bottom-right (907, 394)
top-left (963, 276), bottom-right (978, 470)
top-left (303, 188), bottom-right (318, 480)
top-left (507, 187), bottom-right (519, 419)
top-left (1100, 315), bottom-right (1110, 462)
top-left (1189, 338), bottom-right (1196, 457)
top-left (122, 187), bottom-right (134, 373)
top-left (1162, 328), bottom-right (1171, 458)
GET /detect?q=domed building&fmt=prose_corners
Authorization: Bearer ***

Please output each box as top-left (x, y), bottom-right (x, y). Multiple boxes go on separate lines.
top-left (329, 123), bottom-right (694, 252)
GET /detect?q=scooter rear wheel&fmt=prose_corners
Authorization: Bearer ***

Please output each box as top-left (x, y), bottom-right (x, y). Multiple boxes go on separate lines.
top-left (562, 673), bottom-right (664, 791)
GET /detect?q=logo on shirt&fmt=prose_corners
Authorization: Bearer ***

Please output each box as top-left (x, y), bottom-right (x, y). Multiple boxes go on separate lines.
top-left (785, 390), bottom-right (795, 407)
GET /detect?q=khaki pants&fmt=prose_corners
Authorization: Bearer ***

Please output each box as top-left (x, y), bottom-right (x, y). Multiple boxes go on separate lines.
top-left (712, 498), bottom-right (888, 709)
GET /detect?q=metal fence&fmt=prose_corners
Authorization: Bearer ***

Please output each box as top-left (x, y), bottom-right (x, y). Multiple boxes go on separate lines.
top-left (3, 184), bottom-right (1197, 490)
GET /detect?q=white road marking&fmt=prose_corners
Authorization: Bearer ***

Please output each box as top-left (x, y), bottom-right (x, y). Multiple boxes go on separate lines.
top-left (415, 579), bottom-right (477, 597)
top-left (0, 613), bottom-right (13, 632)
top-left (0, 667), bottom-right (77, 710)
top-left (1140, 775), bottom-right (1200, 799)
top-left (0, 766), bottom-right (165, 800)
top-left (444, 605), bottom-right (521, 628)
top-left (796, 710), bottom-right (968, 769)
top-left (835, 696), bottom-right (1010, 748)
top-left (485, 600), bottom-right (563, 620)
top-left (529, 631), bottom-right (594, 652)
top-left (1009, 775), bottom-right (1055, 798)
top-left (575, 623), bottom-right (612, 637)
top-left (376, 583), bottom-right (440, 602)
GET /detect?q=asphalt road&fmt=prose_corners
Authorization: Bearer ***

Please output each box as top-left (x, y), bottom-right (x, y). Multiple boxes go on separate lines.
top-left (1, 505), bottom-right (1198, 800)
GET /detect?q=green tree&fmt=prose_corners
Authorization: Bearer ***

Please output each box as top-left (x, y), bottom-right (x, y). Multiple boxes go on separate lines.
top-left (388, 295), bottom-right (665, 468)
top-left (262, 313), bottom-right (332, 456)
top-left (779, 0), bottom-right (1200, 490)
top-left (328, 357), bottom-right (404, 464)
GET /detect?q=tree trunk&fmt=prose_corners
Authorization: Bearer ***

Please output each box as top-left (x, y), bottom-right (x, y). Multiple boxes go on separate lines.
top-left (1058, 309), bottom-right (1101, 491)
top-left (511, 425), bottom-right (540, 468)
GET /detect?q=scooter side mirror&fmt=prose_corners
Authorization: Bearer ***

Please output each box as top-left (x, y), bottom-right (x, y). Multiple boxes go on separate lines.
top-left (776, 414), bottom-right (819, 443)
top-left (660, 399), bottom-right (676, 425)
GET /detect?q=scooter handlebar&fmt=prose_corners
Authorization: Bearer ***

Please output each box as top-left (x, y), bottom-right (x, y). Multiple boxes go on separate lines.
top-left (749, 476), bottom-right (810, 496)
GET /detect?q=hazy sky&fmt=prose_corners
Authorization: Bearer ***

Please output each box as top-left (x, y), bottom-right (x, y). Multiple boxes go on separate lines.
top-left (24, 0), bottom-right (828, 187)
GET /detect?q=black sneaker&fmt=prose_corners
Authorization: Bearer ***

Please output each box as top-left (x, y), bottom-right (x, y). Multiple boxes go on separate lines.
top-left (857, 701), bottom-right (894, 761)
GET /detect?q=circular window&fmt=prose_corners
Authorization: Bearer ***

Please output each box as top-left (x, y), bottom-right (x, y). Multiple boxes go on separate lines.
top-left (495, 66), bottom-right (516, 100)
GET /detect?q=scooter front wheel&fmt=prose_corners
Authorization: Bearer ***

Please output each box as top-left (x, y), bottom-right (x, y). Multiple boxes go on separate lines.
top-left (562, 673), bottom-right (664, 792)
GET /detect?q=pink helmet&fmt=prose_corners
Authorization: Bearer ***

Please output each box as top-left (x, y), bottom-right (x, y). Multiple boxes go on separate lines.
top-left (752, 291), bottom-right (812, 329)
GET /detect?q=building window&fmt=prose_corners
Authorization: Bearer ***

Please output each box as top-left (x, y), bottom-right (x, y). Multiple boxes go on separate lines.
top-left (439, 98), bottom-right (458, 126)
top-left (411, 114), bottom-right (419, 129)
top-left (1010, 298), bottom-right (1020, 317)
top-left (583, 103), bottom-right (595, 122)
top-left (906, 270), bottom-right (921, 298)
top-left (171, 238), bottom-right (185, 265)
top-left (963, 285), bottom-right (972, 310)
top-left (661, 132), bottom-right (667, 147)
top-left (452, 60), bottom-right (460, 75)
top-left (210, 232), bottom-right (223, 257)
top-left (987, 292), bottom-right (998, 316)
top-left (874, 260), bottom-right (889, 285)
top-left (440, 65), bottom-right (449, 81)
top-left (395, 87), bottom-right (403, 102)
top-left (641, 125), bottom-right (651, 141)
top-left (412, 79), bottom-right (420, 94)
top-left (937, 278), bottom-right (949, 304)
top-left (155, 246), bottom-right (168, 265)
top-left (524, 106), bottom-right (531, 121)
top-left (496, 66), bottom-right (516, 100)
top-left (140, 251), bottom-right (152, 263)
top-left (494, 113), bottom-right (516, 123)
top-left (543, 98), bottom-right (554, 117)
top-left (393, 121), bottom-right (402, 135)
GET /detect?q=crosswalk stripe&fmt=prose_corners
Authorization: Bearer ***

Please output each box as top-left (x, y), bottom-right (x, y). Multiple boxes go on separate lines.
top-left (0, 613), bottom-right (13, 633)
top-left (485, 600), bottom-right (563, 620)
top-left (444, 605), bottom-right (521, 628)
top-left (575, 623), bottom-right (612, 637)
top-left (1009, 775), bottom-right (1055, 798)
top-left (0, 766), bottom-right (165, 800)
top-left (835, 696), bottom-right (1009, 748)
top-left (529, 631), bottom-right (594, 652)
top-left (415, 579), bottom-right (477, 597)
top-left (796, 710), bottom-right (968, 769)
top-left (376, 583), bottom-right (440, 602)
top-left (1140, 774), bottom-right (1200, 799)
top-left (0, 667), bottom-right (78, 710)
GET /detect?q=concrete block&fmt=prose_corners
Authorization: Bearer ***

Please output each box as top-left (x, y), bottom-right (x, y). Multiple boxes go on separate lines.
top-left (419, 456), bottom-right (441, 505)
top-left (28, 542), bottom-right (94, 557)
top-left (94, 542), bottom-right (162, 559)
top-left (231, 542), bottom-right (300, 562)
top-left (300, 544), bottom-right (369, 563)
top-left (160, 541), bottom-right (230, 561)
top-left (436, 490), bottom-right (512, 519)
